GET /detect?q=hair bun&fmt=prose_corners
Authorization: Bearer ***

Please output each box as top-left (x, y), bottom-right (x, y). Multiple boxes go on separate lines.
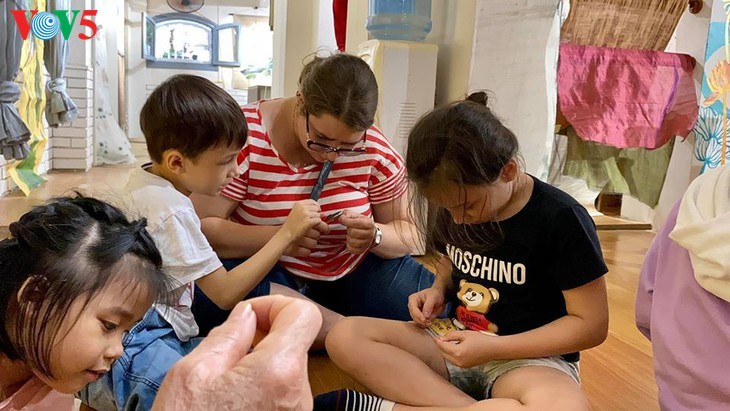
top-left (8, 221), bottom-right (32, 250)
top-left (131, 218), bottom-right (148, 235)
top-left (8, 222), bottom-right (22, 239)
top-left (466, 91), bottom-right (489, 107)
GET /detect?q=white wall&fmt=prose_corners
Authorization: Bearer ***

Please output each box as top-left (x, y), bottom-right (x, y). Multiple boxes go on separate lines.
top-left (271, 0), bottom-right (339, 98)
top-left (96, 0), bottom-right (123, 124)
top-left (344, 0), bottom-right (368, 54)
top-left (427, 0), bottom-right (477, 105)
top-left (621, 4), bottom-right (711, 228)
top-left (51, 0), bottom-right (95, 171)
top-left (272, 0), bottom-right (315, 97)
top-left (317, 0), bottom-right (338, 52)
top-left (468, 0), bottom-right (561, 177)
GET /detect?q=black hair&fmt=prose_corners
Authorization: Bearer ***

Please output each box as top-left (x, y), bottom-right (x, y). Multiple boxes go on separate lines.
top-left (140, 74), bottom-right (248, 163)
top-left (405, 92), bottom-right (521, 255)
top-left (0, 195), bottom-right (171, 379)
top-left (298, 53), bottom-right (378, 131)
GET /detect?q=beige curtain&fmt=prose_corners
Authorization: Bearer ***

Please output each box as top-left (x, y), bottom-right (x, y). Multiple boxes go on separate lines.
top-left (561, 0), bottom-right (687, 50)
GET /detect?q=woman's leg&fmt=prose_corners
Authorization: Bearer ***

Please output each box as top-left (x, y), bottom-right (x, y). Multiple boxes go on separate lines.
top-left (314, 254), bottom-right (438, 321)
top-left (326, 316), bottom-right (475, 407)
top-left (268, 283), bottom-right (343, 349)
top-left (195, 259), bottom-right (345, 347)
top-left (192, 259), bottom-right (297, 336)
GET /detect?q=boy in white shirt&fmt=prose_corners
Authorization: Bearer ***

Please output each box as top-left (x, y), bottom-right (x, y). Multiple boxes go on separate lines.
top-left (79, 74), bottom-right (327, 411)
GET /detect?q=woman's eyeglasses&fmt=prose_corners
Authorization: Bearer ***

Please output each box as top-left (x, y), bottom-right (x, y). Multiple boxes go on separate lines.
top-left (305, 112), bottom-right (367, 156)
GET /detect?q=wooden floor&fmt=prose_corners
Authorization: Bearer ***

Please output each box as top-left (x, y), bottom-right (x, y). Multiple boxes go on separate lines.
top-left (593, 214), bottom-right (653, 231)
top-left (0, 167), bottom-right (659, 410)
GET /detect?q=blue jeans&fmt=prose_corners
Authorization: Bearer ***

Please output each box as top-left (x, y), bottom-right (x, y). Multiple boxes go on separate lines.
top-left (78, 309), bottom-right (202, 411)
top-left (192, 253), bottom-right (439, 337)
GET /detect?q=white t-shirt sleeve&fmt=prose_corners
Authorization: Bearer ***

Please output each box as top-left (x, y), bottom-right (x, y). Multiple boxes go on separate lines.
top-left (151, 208), bottom-right (223, 287)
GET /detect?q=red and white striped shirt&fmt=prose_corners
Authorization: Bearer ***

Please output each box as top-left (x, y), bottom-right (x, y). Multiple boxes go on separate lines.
top-left (221, 102), bottom-right (408, 281)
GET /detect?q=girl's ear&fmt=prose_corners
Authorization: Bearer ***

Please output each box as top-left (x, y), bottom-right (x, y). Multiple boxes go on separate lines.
top-left (500, 159), bottom-right (519, 182)
top-left (16, 275), bottom-right (49, 306)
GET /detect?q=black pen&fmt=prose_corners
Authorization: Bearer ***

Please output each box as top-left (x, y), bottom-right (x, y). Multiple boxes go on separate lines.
top-left (309, 160), bottom-right (333, 201)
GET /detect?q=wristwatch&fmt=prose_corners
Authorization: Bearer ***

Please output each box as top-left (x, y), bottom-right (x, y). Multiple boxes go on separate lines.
top-left (371, 224), bottom-right (383, 248)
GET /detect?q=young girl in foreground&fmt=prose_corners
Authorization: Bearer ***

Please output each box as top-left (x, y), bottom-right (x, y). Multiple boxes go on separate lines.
top-left (0, 196), bottom-right (169, 410)
top-left (316, 92), bottom-right (609, 411)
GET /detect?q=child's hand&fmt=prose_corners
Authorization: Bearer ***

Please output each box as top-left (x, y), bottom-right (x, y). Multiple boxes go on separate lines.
top-left (408, 287), bottom-right (447, 327)
top-left (338, 210), bottom-right (377, 254)
top-left (432, 330), bottom-right (495, 368)
top-left (284, 227), bottom-right (323, 257)
top-left (282, 200), bottom-right (329, 242)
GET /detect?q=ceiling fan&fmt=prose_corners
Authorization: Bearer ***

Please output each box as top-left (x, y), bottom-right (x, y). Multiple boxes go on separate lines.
top-left (167, 0), bottom-right (205, 13)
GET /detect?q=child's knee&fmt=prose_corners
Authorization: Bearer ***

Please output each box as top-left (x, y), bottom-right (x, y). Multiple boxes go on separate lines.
top-left (325, 317), bottom-right (380, 359)
top-left (540, 396), bottom-right (589, 411)
top-left (523, 387), bottom-right (588, 411)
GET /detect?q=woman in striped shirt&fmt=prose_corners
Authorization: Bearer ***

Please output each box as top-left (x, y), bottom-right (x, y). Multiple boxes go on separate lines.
top-left (190, 53), bottom-right (438, 345)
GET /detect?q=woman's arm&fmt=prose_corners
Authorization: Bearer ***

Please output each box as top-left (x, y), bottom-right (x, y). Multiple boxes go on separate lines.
top-left (370, 191), bottom-right (424, 259)
top-left (191, 193), bottom-right (281, 259)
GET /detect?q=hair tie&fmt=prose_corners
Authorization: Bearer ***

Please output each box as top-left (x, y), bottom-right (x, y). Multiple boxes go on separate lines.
top-left (130, 218), bottom-right (148, 235)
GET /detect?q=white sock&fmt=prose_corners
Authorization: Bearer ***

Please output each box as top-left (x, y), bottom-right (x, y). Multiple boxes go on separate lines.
top-left (344, 390), bottom-right (396, 411)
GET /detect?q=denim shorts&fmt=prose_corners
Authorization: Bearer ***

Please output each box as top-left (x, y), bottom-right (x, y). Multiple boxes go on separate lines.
top-left (78, 309), bottom-right (202, 411)
top-left (446, 356), bottom-right (581, 400)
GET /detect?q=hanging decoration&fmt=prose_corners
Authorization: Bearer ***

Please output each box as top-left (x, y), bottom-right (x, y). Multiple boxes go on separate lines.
top-left (695, 0), bottom-right (730, 172)
top-left (7, 0), bottom-right (48, 195)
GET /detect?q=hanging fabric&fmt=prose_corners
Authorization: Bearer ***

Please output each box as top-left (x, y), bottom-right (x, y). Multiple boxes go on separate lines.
top-left (558, 43), bottom-right (698, 149)
top-left (563, 126), bottom-right (675, 208)
top-left (553, 0), bottom-right (689, 208)
top-left (561, 0), bottom-right (686, 51)
top-left (6, 0), bottom-right (48, 195)
top-left (43, 0), bottom-right (78, 128)
top-left (0, 0), bottom-right (31, 161)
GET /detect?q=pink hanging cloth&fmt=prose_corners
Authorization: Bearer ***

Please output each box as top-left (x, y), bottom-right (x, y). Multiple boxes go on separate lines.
top-left (558, 43), bottom-right (698, 149)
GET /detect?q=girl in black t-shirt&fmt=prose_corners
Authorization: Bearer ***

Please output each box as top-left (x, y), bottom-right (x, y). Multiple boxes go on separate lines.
top-left (314, 92), bottom-right (608, 411)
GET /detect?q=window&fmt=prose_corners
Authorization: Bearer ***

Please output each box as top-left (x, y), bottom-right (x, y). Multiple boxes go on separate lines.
top-left (155, 20), bottom-right (212, 63)
top-left (142, 13), bottom-right (241, 71)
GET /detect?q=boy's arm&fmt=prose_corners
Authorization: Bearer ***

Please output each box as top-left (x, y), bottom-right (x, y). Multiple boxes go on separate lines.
top-left (201, 218), bottom-right (281, 259)
top-left (191, 193), bottom-right (281, 259)
top-left (195, 227), bottom-right (293, 310)
top-left (195, 200), bottom-right (326, 310)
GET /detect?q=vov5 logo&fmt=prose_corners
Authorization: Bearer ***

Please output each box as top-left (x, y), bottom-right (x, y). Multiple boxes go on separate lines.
top-left (11, 9), bottom-right (98, 40)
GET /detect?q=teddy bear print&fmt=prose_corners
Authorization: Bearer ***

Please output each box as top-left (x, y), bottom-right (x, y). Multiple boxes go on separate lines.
top-left (454, 279), bottom-right (499, 334)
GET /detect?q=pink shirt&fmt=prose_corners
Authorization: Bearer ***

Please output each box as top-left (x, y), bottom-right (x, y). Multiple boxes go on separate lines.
top-left (0, 378), bottom-right (74, 411)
